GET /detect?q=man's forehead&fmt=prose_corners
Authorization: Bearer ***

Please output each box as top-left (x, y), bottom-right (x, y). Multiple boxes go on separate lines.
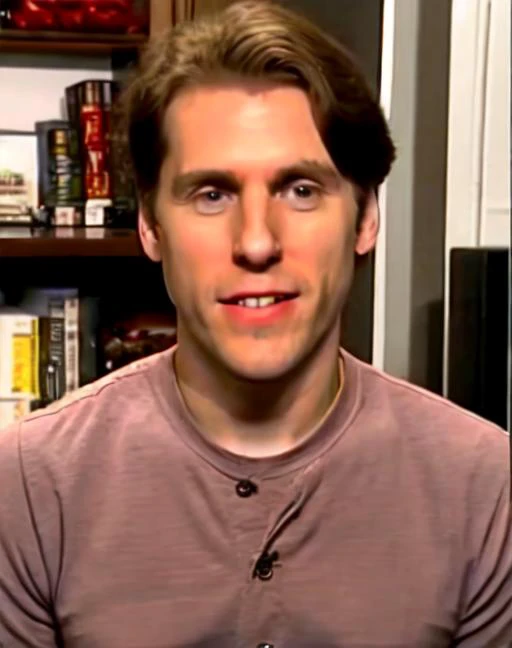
top-left (161, 83), bottom-right (330, 177)
top-left (164, 81), bottom-right (319, 140)
top-left (168, 80), bottom-right (310, 111)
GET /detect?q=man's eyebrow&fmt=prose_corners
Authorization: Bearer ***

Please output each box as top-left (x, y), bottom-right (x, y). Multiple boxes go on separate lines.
top-left (171, 170), bottom-right (240, 200)
top-left (268, 160), bottom-right (342, 194)
top-left (170, 159), bottom-right (341, 200)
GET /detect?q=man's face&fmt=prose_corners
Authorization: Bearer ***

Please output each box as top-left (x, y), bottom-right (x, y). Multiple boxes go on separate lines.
top-left (140, 82), bottom-right (377, 381)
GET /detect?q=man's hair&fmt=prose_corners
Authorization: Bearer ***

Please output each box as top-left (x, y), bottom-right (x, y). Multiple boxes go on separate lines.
top-left (121, 0), bottom-right (395, 219)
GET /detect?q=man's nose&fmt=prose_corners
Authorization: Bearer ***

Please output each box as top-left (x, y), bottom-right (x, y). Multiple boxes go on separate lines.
top-left (232, 187), bottom-right (282, 270)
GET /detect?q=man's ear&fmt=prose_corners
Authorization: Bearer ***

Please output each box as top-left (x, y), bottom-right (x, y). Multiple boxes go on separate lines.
top-left (355, 190), bottom-right (379, 256)
top-left (138, 208), bottom-right (162, 262)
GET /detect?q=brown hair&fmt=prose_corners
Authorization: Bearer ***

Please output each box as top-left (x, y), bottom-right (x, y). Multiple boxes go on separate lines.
top-left (121, 0), bottom-right (395, 219)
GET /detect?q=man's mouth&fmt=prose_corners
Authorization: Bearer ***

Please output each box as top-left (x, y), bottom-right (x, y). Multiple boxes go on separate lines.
top-left (219, 294), bottom-right (298, 309)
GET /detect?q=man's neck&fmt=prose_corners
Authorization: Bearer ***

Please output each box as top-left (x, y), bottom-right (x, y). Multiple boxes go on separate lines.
top-left (173, 336), bottom-right (343, 459)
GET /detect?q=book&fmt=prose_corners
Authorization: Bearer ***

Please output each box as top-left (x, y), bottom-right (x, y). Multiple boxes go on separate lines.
top-left (18, 288), bottom-right (80, 400)
top-left (66, 80), bottom-right (113, 226)
top-left (0, 289), bottom-right (175, 425)
top-left (64, 79), bottom-right (137, 227)
top-left (79, 295), bottom-right (100, 386)
top-left (0, 308), bottom-right (39, 400)
top-left (48, 295), bottom-right (66, 400)
top-left (35, 120), bottom-right (83, 226)
top-left (65, 296), bottom-right (79, 393)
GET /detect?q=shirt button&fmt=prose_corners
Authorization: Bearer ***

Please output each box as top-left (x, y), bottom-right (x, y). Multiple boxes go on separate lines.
top-left (236, 479), bottom-right (258, 498)
top-left (254, 550), bottom-right (278, 581)
top-left (255, 562), bottom-right (273, 580)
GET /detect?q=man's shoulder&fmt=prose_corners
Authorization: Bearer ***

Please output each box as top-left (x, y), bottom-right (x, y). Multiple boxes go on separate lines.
top-left (347, 352), bottom-right (509, 478)
top-left (0, 349), bottom-right (170, 449)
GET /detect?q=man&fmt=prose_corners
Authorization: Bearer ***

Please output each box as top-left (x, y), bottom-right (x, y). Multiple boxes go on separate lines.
top-left (0, 1), bottom-right (510, 646)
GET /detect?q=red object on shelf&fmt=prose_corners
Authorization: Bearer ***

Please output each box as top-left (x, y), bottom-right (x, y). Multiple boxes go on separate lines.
top-left (59, 0), bottom-right (87, 31)
top-left (85, 0), bottom-right (134, 32)
top-left (81, 82), bottom-right (110, 199)
top-left (9, 0), bottom-right (57, 30)
top-left (8, 0), bottom-right (149, 34)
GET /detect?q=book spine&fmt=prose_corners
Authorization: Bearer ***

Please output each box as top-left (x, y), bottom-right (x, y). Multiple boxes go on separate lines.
top-left (48, 298), bottom-right (66, 400)
top-left (65, 84), bottom-right (86, 209)
top-left (35, 119), bottom-right (68, 213)
top-left (80, 81), bottom-right (110, 201)
top-left (38, 316), bottom-right (51, 403)
top-left (36, 119), bottom-right (85, 226)
top-left (64, 296), bottom-right (79, 393)
top-left (31, 317), bottom-right (40, 399)
top-left (0, 314), bottom-right (38, 399)
top-left (79, 296), bottom-right (99, 386)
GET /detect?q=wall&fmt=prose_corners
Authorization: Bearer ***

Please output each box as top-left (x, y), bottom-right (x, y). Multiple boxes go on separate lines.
top-left (443, 0), bottom-right (511, 392)
top-left (373, 0), bottom-right (451, 394)
top-left (479, 0), bottom-right (510, 247)
top-left (0, 53), bottom-right (112, 131)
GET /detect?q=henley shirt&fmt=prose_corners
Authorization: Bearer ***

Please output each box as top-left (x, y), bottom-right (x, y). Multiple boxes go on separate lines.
top-left (0, 347), bottom-right (510, 648)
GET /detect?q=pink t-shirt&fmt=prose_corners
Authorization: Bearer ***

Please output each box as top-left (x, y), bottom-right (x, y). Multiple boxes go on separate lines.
top-left (0, 347), bottom-right (510, 647)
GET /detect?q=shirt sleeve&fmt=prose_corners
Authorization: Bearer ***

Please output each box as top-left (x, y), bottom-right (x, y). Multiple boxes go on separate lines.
top-left (0, 422), bottom-right (58, 647)
top-left (454, 431), bottom-right (512, 647)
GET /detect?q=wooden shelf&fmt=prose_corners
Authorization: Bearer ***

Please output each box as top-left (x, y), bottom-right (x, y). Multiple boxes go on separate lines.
top-left (0, 29), bottom-right (147, 55)
top-left (0, 227), bottom-right (143, 258)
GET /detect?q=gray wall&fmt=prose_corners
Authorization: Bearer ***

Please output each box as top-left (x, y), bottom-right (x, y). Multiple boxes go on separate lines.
top-left (409, 0), bottom-right (451, 393)
top-left (281, 0), bottom-right (383, 91)
top-left (381, 0), bottom-right (451, 393)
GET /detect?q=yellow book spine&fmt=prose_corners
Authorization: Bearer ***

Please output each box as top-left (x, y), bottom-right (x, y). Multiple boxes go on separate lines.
top-left (12, 332), bottom-right (32, 394)
top-left (10, 316), bottom-right (39, 398)
top-left (32, 317), bottom-right (40, 399)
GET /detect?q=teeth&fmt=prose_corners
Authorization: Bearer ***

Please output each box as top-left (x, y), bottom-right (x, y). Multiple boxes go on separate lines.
top-left (238, 296), bottom-right (278, 308)
top-left (258, 296), bottom-right (278, 308)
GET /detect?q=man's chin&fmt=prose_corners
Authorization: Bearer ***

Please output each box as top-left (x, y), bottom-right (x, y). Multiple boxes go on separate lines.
top-left (216, 349), bottom-right (304, 384)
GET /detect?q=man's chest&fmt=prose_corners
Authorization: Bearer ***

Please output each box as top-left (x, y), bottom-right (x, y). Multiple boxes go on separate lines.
top-left (54, 468), bottom-right (461, 648)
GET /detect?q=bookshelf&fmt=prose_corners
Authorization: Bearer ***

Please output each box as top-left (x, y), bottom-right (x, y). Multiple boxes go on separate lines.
top-left (0, 227), bottom-right (142, 257)
top-left (0, 3), bottom-right (176, 425)
top-left (0, 30), bottom-right (147, 55)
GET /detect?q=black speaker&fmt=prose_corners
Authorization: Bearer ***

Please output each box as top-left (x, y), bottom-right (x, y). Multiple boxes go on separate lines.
top-left (447, 247), bottom-right (509, 429)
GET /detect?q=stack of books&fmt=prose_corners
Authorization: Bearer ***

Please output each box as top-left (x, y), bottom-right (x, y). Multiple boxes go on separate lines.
top-left (0, 289), bottom-right (177, 427)
top-left (0, 288), bottom-right (81, 428)
top-left (35, 79), bottom-right (137, 229)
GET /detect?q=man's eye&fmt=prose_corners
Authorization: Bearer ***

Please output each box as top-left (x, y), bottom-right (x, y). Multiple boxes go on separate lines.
top-left (194, 189), bottom-right (231, 215)
top-left (281, 183), bottom-right (322, 211)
